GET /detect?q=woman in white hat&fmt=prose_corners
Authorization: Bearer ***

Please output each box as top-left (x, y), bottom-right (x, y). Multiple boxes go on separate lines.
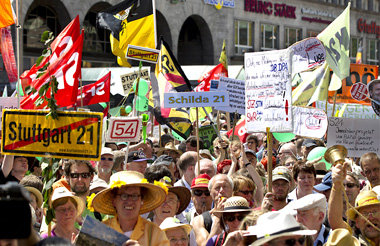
top-left (160, 217), bottom-right (192, 246)
top-left (91, 171), bottom-right (170, 246)
top-left (41, 187), bottom-right (85, 241)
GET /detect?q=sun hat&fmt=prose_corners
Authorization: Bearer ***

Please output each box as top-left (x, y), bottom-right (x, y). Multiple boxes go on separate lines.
top-left (191, 174), bottom-right (211, 189)
top-left (347, 190), bottom-right (380, 220)
top-left (157, 142), bottom-right (183, 156)
top-left (272, 166), bottom-right (291, 183)
top-left (160, 177), bottom-right (191, 214)
top-left (153, 155), bottom-right (174, 166)
top-left (159, 217), bottom-right (192, 235)
top-left (25, 186), bottom-right (43, 208)
top-left (50, 187), bottom-right (85, 218)
top-left (283, 193), bottom-right (326, 212)
top-left (127, 150), bottom-right (150, 163)
top-left (91, 171), bottom-right (168, 215)
top-left (324, 228), bottom-right (359, 246)
top-left (89, 176), bottom-right (109, 193)
top-left (213, 196), bottom-right (252, 217)
top-left (247, 211), bottom-right (317, 246)
top-left (101, 147), bottom-right (114, 156)
top-left (302, 139), bottom-right (318, 148)
top-left (199, 149), bottom-right (213, 160)
top-left (314, 172), bottom-right (332, 191)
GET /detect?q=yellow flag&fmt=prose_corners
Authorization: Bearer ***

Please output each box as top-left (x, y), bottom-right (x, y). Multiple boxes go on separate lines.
top-left (219, 40), bottom-right (228, 69)
top-left (317, 3), bottom-right (350, 82)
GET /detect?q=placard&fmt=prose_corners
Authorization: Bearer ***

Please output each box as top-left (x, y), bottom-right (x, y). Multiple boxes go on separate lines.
top-left (350, 82), bottom-right (368, 101)
top-left (315, 101), bottom-right (380, 120)
top-left (106, 116), bottom-right (141, 142)
top-left (290, 38), bottom-right (325, 77)
top-left (327, 117), bottom-right (380, 157)
top-left (293, 106), bottom-right (328, 138)
top-left (245, 49), bottom-right (293, 132)
top-left (126, 45), bottom-right (159, 63)
top-left (120, 68), bottom-right (150, 95)
top-left (210, 77), bottom-right (245, 115)
top-left (199, 125), bottom-right (218, 153)
top-left (1, 110), bottom-right (103, 160)
top-left (164, 91), bottom-right (229, 108)
top-left (0, 97), bottom-right (18, 130)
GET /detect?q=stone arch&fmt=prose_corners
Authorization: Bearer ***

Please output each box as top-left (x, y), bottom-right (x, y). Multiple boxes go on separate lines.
top-left (156, 10), bottom-right (172, 48)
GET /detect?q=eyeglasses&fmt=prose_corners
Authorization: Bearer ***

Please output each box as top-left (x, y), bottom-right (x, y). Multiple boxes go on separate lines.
top-left (238, 190), bottom-right (254, 195)
top-left (224, 215), bottom-right (245, 222)
top-left (361, 210), bottom-right (380, 218)
top-left (169, 238), bottom-right (188, 244)
top-left (193, 190), bottom-right (210, 197)
top-left (344, 183), bottom-right (358, 188)
top-left (69, 172), bottom-right (92, 179)
top-left (101, 157), bottom-right (114, 161)
top-left (116, 193), bottom-right (141, 201)
top-left (55, 207), bottom-right (76, 214)
top-left (273, 237), bottom-right (306, 246)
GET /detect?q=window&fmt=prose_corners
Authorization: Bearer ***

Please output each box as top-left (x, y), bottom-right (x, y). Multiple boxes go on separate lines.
top-left (367, 39), bottom-right (379, 65)
top-left (284, 27), bottom-right (302, 48)
top-left (350, 37), bottom-right (361, 63)
top-left (234, 20), bottom-right (253, 55)
top-left (83, 11), bottom-right (111, 54)
top-left (307, 30), bottom-right (319, 38)
top-left (261, 24), bottom-right (278, 50)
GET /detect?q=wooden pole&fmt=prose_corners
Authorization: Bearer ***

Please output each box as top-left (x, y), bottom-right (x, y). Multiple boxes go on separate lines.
top-left (230, 112), bottom-right (238, 141)
top-left (216, 111), bottom-right (221, 132)
top-left (158, 124), bottom-right (162, 147)
top-left (196, 107), bottom-right (200, 175)
top-left (331, 90), bottom-right (338, 117)
top-left (226, 112), bottom-right (231, 131)
top-left (150, 113), bottom-right (154, 137)
top-left (266, 127), bottom-right (273, 192)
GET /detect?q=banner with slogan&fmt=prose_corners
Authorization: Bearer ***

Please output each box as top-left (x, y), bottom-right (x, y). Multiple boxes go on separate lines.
top-left (292, 106), bottom-right (328, 139)
top-left (1, 110), bottom-right (103, 161)
top-left (328, 63), bottom-right (379, 105)
top-left (199, 125), bottom-right (218, 154)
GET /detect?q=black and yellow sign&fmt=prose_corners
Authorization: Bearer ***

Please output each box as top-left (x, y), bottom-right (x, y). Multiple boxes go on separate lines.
top-left (126, 45), bottom-right (159, 63)
top-left (1, 110), bottom-right (103, 161)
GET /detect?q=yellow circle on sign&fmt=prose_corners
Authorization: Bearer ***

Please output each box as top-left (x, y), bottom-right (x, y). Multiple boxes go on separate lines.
top-left (215, 0), bottom-right (223, 10)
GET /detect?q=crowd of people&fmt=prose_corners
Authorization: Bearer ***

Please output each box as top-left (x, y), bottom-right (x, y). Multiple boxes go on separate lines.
top-left (1, 127), bottom-right (380, 246)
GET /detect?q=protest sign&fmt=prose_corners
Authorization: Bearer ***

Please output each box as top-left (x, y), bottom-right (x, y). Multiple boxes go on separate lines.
top-left (199, 125), bottom-right (218, 153)
top-left (350, 82), bottom-right (368, 101)
top-left (126, 45), bottom-right (159, 63)
top-left (315, 101), bottom-right (380, 120)
top-left (0, 97), bottom-right (18, 130)
top-left (328, 63), bottom-right (378, 105)
top-left (120, 68), bottom-right (150, 95)
top-left (1, 110), bottom-right (103, 160)
top-left (292, 106), bottom-right (328, 139)
top-left (290, 38), bottom-right (325, 77)
top-left (164, 91), bottom-right (229, 108)
top-left (327, 117), bottom-right (380, 157)
top-left (210, 77), bottom-right (245, 115)
top-left (106, 116), bottom-right (141, 142)
top-left (245, 49), bottom-right (293, 132)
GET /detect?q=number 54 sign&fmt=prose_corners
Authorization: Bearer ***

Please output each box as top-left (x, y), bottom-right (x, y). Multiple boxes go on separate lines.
top-left (107, 117), bottom-right (141, 142)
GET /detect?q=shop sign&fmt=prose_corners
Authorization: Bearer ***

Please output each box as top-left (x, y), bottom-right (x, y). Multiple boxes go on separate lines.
top-left (244, 0), bottom-right (296, 19)
top-left (357, 18), bottom-right (380, 38)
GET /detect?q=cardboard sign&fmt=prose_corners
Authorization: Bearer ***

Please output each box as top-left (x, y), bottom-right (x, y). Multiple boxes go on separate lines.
top-left (1, 110), bottom-right (103, 160)
top-left (0, 97), bottom-right (18, 130)
top-left (350, 82), bottom-right (368, 101)
top-left (315, 101), bottom-right (380, 120)
top-left (126, 45), bottom-right (159, 63)
top-left (293, 106), bottom-right (328, 139)
top-left (106, 117), bottom-right (141, 142)
top-left (291, 38), bottom-right (326, 77)
top-left (199, 125), bottom-right (218, 153)
top-left (327, 117), bottom-right (380, 157)
top-left (120, 69), bottom-right (150, 94)
top-left (210, 77), bottom-right (246, 115)
top-left (164, 91), bottom-right (229, 108)
top-left (245, 49), bottom-right (293, 132)
top-left (328, 64), bottom-right (378, 105)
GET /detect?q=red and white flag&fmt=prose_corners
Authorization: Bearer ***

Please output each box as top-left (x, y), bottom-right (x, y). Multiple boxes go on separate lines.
top-left (194, 63), bottom-right (228, 92)
top-left (227, 119), bottom-right (249, 143)
top-left (20, 31), bottom-right (84, 109)
top-left (0, 27), bottom-right (17, 83)
top-left (76, 72), bottom-right (111, 107)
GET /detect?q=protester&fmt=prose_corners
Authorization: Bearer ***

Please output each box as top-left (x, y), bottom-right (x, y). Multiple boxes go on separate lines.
top-left (125, 150), bottom-right (150, 174)
top-left (231, 175), bottom-right (255, 207)
top-left (244, 135), bottom-right (259, 152)
top-left (1, 155), bottom-right (30, 184)
top-left (96, 147), bottom-right (114, 183)
top-left (199, 149), bottom-right (213, 161)
top-left (187, 174), bottom-right (213, 222)
top-left (174, 151), bottom-right (197, 192)
top-left (158, 142), bottom-right (183, 164)
top-left (217, 159), bottom-right (233, 174)
top-left (301, 139), bottom-right (318, 159)
top-left (314, 172), bottom-right (332, 201)
top-left (153, 155), bottom-right (177, 181)
top-left (288, 161), bottom-right (317, 201)
top-left (195, 158), bottom-right (216, 178)
top-left (112, 150), bottom-right (126, 173)
top-left (359, 152), bottom-right (380, 189)
top-left (160, 217), bottom-right (193, 246)
top-left (278, 142), bottom-right (297, 164)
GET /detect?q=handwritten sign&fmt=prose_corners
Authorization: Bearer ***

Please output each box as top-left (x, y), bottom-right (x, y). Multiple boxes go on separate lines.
top-left (290, 38), bottom-right (325, 77)
top-left (245, 49), bottom-right (293, 132)
top-left (327, 117), bottom-right (380, 157)
top-left (293, 106), bottom-right (328, 138)
top-left (210, 77), bottom-right (246, 115)
top-left (0, 97), bottom-right (18, 130)
top-left (164, 91), bottom-right (229, 108)
top-left (106, 117), bottom-right (141, 142)
top-left (199, 125), bottom-right (218, 153)
top-left (120, 69), bottom-right (149, 95)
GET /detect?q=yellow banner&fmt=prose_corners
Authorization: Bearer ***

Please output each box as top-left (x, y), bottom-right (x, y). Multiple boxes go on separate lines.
top-left (1, 110), bottom-right (103, 160)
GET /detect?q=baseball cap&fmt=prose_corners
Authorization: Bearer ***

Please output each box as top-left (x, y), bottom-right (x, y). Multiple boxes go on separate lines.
top-left (314, 172), bottom-right (332, 191)
top-left (284, 193), bottom-right (326, 212)
top-left (153, 155), bottom-right (174, 166)
top-left (101, 147), bottom-right (114, 156)
top-left (191, 174), bottom-right (211, 189)
top-left (302, 139), bottom-right (318, 148)
top-left (245, 149), bottom-right (257, 156)
top-left (127, 150), bottom-right (149, 163)
top-left (272, 166), bottom-right (291, 182)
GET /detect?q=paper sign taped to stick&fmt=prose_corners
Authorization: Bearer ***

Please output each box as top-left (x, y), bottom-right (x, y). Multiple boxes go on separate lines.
top-left (199, 125), bottom-right (218, 154)
top-left (245, 49), bottom-right (293, 132)
top-left (106, 117), bottom-right (141, 142)
top-left (120, 69), bottom-right (150, 95)
top-left (210, 77), bottom-right (246, 115)
top-left (126, 45), bottom-right (159, 63)
top-left (1, 110), bottom-right (103, 160)
top-left (290, 38), bottom-right (325, 77)
top-left (292, 106), bottom-right (328, 139)
top-left (327, 117), bottom-right (380, 157)
top-left (164, 91), bottom-right (229, 108)
top-left (0, 97), bottom-right (18, 130)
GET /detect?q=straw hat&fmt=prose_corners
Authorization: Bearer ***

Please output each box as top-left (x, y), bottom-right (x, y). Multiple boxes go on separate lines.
top-left (92, 171), bottom-right (168, 215)
top-left (25, 186), bottom-right (43, 208)
top-left (248, 211), bottom-right (316, 246)
top-left (50, 187), bottom-right (85, 218)
top-left (213, 196), bottom-right (252, 217)
top-left (160, 217), bottom-right (192, 235)
top-left (324, 229), bottom-right (359, 246)
top-left (347, 190), bottom-right (380, 220)
top-left (160, 177), bottom-right (191, 214)
top-left (157, 142), bottom-right (182, 156)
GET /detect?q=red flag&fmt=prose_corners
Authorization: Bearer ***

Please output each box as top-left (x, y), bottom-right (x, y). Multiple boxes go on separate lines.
top-left (20, 16), bottom-right (80, 90)
top-left (20, 32), bottom-right (83, 109)
top-left (0, 27), bottom-right (17, 82)
top-left (194, 63), bottom-right (228, 92)
top-left (76, 72), bottom-right (111, 106)
top-left (227, 119), bottom-right (249, 143)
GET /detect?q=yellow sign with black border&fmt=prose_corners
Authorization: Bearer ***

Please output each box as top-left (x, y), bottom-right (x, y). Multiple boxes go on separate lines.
top-left (1, 110), bottom-right (103, 161)
top-left (126, 45), bottom-right (159, 63)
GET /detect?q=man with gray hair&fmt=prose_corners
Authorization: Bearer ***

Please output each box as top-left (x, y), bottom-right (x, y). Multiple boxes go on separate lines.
top-left (195, 158), bottom-right (216, 178)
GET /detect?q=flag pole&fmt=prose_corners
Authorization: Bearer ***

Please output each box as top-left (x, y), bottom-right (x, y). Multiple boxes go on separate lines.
top-left (331, 90), bottom-right (338, 117)
top-left (266, 127), bottom-right (273, 192)
top-left (15, 0), bottom-right (21, 107)
top-left (196, 107), bottom-right (200, 175)
top-left (80, 78), bottom-right (83, 107)
top-left (216, 111), bottom-right (221, 132)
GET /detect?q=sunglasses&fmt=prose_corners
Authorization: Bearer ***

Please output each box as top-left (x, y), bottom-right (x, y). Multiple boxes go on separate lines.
top-left (69, 172), bottom-right (92, 179)
top-left (224, 215), bottom-right (245, 222)
top-left (283, 237), bottom-right (306, 246)
top-left (101, 157), bottom-right (114, 161)
top-left (344, 183), bottom-right (357, 188)
top-left (239, 190), bottom-right (254, 195)
top-left (193, 190), bottom-right (210, 197)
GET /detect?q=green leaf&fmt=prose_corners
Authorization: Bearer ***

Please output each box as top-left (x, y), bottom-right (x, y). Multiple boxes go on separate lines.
top-left (35, 56), bottom-right (44, 66)
top-left (45, 208), bottom-right (55, 225)
top-left (40, 31), bottom-right (50, 43)
top-left (42, 48), bottom-right (51, 57)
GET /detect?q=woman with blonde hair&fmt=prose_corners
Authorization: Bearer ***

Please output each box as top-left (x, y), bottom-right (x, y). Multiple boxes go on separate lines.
top-left (231, 175), bottom-right (256, 208)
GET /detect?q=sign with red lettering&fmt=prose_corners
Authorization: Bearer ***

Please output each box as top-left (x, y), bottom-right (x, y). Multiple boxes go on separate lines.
top-left (357, 18), bottom-right (380, 38)
top-left (106, 117), bottom-right (141, 142)
top-left (350, 82), bottom-right (368, 101)
top-left (244, 0), bottom-right (296, 19)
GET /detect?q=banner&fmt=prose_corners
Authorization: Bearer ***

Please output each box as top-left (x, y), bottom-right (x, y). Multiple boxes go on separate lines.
top-left (76, 72), bottom-right (111, 106)
top-left (0, 0), bottom-right (15, 28)
top-left (0, 27), bottom-right (17, 83)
